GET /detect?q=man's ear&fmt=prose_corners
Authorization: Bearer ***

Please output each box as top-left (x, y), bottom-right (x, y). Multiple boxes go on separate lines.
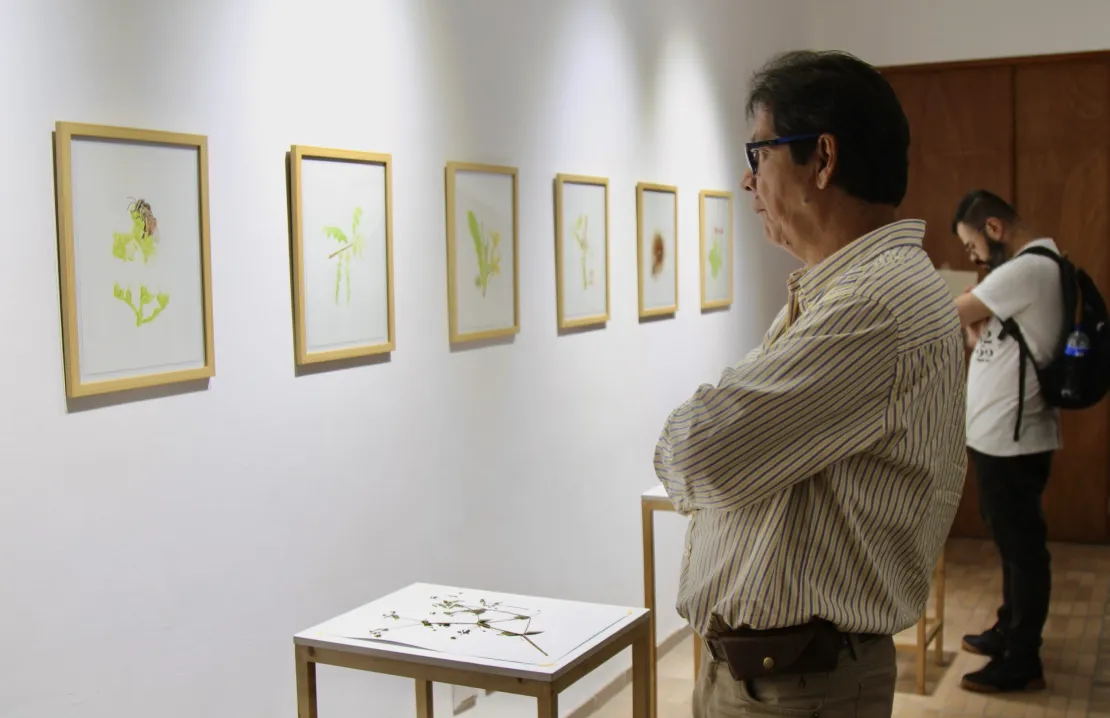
top-left (814, 134), bottom-right (837, 190)
top-left (984, 217), bottom-right (1003, 241)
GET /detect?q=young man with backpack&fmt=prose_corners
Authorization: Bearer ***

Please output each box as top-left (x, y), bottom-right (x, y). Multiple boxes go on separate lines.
top-left (950, 189), bottom-right (1110, 693)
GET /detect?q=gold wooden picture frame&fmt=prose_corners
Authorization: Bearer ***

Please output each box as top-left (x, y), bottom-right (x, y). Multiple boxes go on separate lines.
top-left (445, 161), bottom-right (520, 344)
top-left (635, 182), bottom-right (679, 318)
top-left (52, 121), bottom-right (215, 399)
top-left (554, 174), bottom-right (610, 330)
top-left (698, 189), bottom-right (734, 310)
top-left (288, 145), bottom-right (396, 365)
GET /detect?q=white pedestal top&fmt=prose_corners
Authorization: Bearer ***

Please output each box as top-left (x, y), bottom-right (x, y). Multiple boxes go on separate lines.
top-left (641, 485), bottom-right (675, 510)
top-left (294, 582), bottom-right (649, 682)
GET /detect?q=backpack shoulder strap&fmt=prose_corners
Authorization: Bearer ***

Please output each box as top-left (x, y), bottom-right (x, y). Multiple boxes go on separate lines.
top-left (1013, 244), bottom-right (1077, 357)
top-left (999, 244), bottom-right (1078, 440)
top-left (1001, 317), bottom-right (1033, 442)
top-left (1016, 245), bottom-right (1064, 264)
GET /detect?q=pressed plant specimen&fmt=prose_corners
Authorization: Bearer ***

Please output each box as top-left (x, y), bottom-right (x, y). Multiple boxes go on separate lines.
top-left (111, 198), bottom-right (170, 326)
top-left (323, 206), bottom-right (366, 305)
top-left (571, 213), bottom-right (594, 289)
top-left (467, 209), bottom-right (502, 297)
top-left (707, 225), bottom-right (724, 279)
top-left (369, 593), bottom-right (548, 656)
top-left (651, 231), bottom-right (665, 277)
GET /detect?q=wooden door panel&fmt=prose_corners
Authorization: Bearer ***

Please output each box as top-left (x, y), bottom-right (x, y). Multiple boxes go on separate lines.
top-left (886, 67), bottom-right (1015, 539)
top-left (1015, 60), bottom-right (1110, 543)
top-left (889, 67), bottom-right (1014, 273)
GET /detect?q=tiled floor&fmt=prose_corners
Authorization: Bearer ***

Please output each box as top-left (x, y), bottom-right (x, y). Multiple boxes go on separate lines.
top-left (596, 538), bottom-right (1110, 718)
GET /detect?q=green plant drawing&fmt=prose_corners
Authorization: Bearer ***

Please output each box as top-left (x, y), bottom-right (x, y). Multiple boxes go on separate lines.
top-left (368, 593), bottom-right (548, 656)
top-left (708, 240), bottom-right (723, 278)
top-left (571, 213), bottom-right (594, 290)
top-left (467, 210), bottom-right (502, 297)
top-left (113, 283), bottom-right (170, 327)
top-left (323, 206), bottom-right (366, 305)
top-left (111, 198), bottom-right (170, 326)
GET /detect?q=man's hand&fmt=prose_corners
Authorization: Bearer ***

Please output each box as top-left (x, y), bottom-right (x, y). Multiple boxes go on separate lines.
top-left (965, 318), bottom-right (987, 349)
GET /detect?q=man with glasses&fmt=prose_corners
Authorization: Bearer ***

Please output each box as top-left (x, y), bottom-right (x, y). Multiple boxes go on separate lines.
top-left (653, 50), bottom-right (966, 717)
top-left (949, 189), bottom-right (1062, 694)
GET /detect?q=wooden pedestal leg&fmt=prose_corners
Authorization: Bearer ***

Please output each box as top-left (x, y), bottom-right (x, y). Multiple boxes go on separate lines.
top-left (916, 615), bottom-right (927, 694)
top-left (416, 679), bottom-right (434, 718)
top-left (295, 646), bottom-right (318, 718)
top-left (935, 550), bottom-right (946, 665)
top-left (537, 687), bottom-right (558, 718)
top-left (640, 502), bottom-right (657, 718)
top-left (632, 624), bottom-right (651, 718)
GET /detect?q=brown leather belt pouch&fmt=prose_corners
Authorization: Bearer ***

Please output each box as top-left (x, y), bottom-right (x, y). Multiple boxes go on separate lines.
top-left (706, 620), bottom-right (842, 681)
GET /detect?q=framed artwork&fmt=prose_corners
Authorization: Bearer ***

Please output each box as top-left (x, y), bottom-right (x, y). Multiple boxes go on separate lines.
top-left (554, 174), bottom-right (609, 329)
top-left (52, 121), bottom-right (215, 399)
top-left (635, 182), bottom-right (678, 318)
top-left (699, 189), bottom-right (734, 310)
top-left (445, 161), bottom-right (519, 343)
top-left (288, 145), bottom-right (395, 365)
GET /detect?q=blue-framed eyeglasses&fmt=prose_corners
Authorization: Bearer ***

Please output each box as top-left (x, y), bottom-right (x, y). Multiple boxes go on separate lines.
top-left (745, 133), bottom-right (821, 174)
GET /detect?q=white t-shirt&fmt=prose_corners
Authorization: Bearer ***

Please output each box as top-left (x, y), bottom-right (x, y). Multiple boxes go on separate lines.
top-left (966, 239), bottom-right (1064, 457)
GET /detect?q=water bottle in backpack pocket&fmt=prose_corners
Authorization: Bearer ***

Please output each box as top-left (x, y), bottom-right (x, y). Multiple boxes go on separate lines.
top-left (1060, 325), bottom-right (1091, 401)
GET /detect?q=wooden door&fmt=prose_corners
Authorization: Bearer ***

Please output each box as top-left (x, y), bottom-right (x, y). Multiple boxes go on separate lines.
top-left (887, 67), bottom-right (1015, 271)
top-left (885, 66), bottom-right (1015, 539)
top-left (1014, 60), bottom-right (1110, 543)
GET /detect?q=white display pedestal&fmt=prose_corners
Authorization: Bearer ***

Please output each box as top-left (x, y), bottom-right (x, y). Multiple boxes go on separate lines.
top-left (293, 583), bottom-right (651, 718)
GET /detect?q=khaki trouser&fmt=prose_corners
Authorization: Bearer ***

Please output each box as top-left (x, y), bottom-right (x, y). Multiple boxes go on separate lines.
top-left (693, 634), bottom-right (897, 718)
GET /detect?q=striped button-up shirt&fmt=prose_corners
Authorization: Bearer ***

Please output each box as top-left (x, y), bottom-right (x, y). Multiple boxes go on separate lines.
top-left (654, 219), bottom-right (966, 638)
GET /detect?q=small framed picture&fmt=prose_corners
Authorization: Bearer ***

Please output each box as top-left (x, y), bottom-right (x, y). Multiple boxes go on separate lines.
top-left (288, 145), bottom-right (395, 365)
top-left (52, 121), bottom-right (215, 398)
top-left (636, 182), bottom-right (678, 318)
top-left (445, 161), bottom-right (519, 343)
top-left (554, 173), bottom-right (609, 329)
top-left (699, 189), bottom-right (734, 310)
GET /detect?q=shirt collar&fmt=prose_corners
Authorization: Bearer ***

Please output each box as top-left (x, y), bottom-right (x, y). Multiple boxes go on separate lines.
top-left (787, 219), bottom-right (926, 306)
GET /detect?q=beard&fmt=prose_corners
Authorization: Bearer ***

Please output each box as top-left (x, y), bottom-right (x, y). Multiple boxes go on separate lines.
top-left (975, 239), bottom-right (1008, 271)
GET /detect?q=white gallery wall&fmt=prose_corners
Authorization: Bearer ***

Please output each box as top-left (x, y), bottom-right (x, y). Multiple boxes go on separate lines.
top-left (0, 1), bottom-right (804, 717)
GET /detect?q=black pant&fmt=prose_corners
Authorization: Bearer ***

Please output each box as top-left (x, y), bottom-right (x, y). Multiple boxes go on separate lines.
top-left (969, 448), bottom-right (1053, 662)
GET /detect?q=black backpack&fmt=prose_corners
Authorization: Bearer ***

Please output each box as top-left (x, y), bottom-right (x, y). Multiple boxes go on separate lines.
top-left (998, 246), bottom-right (1110, 441)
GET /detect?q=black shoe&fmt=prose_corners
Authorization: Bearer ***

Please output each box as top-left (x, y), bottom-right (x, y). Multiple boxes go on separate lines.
top-left (961, 627), bottom-right (1006, 657)
top-left (960, 655), bottom-right (1046, 693)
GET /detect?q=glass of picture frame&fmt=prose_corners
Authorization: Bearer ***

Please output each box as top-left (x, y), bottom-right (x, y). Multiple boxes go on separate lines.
top-left (636, 182), bottom-right (679, 318)
top-left (699, 189), bottom-right (734, 310)
top-left (554, 173), bottom-right (610, 330)
top-left (444, 161), bottom-right (520, 344)
top-left (288, 145), bottom-right (396, 365)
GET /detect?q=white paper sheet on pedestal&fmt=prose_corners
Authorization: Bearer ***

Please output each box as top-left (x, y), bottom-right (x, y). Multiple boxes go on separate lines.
top-left (326, 583), bottom-right (633, 666)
